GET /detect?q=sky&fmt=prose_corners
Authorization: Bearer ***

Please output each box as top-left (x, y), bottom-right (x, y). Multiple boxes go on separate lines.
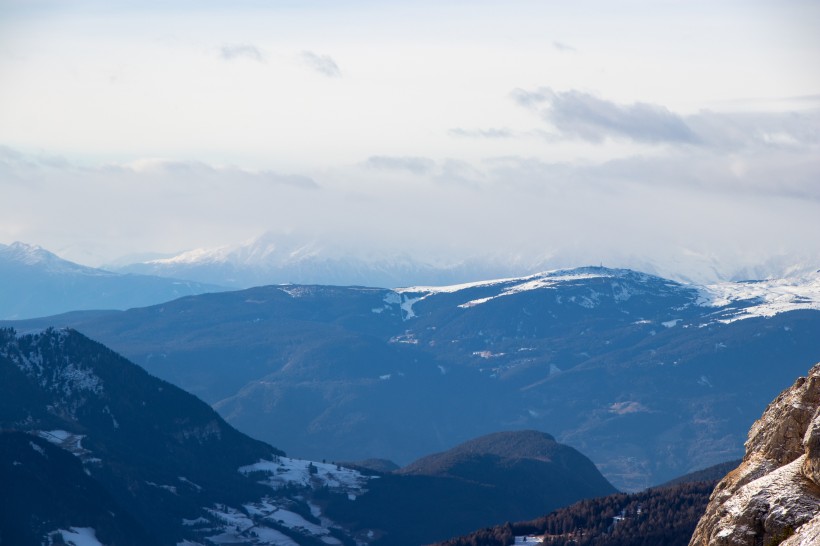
top-left (1, 0), bottom-right (819, 281)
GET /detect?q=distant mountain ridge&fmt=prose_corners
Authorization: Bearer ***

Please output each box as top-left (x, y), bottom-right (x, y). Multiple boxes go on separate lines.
top-left (111, 231), bottom-right (820, 287)
top-left (0, 242), bottom-right (226, 319)
top-left (7, 266), bottom-right (820, 491)
top-left (114, 231), bottom-right (522, 288)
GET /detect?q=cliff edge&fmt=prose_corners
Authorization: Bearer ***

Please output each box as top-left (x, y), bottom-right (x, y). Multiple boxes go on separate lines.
top-left (690, 363), bottom-right (820, 546)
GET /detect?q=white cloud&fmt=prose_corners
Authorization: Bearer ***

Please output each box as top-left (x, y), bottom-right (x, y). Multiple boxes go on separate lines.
top-left (448, 128), bottom-right (514, 139)
top-left (300, 51), bottom-right (341, 78)
top-left (552, 41), bottom-right (576, 53)
top-left (365, 156), bottom-right (435, 175)
top-left (220, 44), bottom-right (264, 63)
top-left (512, 87), bottom-right (698, 144)
top-left (512, 87), bottom-right (820, 155)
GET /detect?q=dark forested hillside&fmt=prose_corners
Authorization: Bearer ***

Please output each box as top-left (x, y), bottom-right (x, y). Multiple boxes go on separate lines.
top-left (0, 431), bottom-right (154, 546)
top-left (434, 464), bottom-right (729, 546)
top-left (322, 430), bottom-right (617, 546)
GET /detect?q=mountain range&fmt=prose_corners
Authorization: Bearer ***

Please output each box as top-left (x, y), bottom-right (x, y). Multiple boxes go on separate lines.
top-left (0, 242), bottom-right (225, 319)
top-left (7, 266), bottom-right (820, 491)
top-left (0, 327), bottom-right (618, 545)
top-left (108, 232), bottom-right (820, 287)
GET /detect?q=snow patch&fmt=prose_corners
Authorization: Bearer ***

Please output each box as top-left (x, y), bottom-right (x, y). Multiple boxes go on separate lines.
top-left (146, 481), bottom-right (178, 495)
top-left (55, 527), bottom-right (103, 546)
top-left (36, 430), bottom-right (90, 459)
top-left (515, 536), bottom-right (544, 544)
top-left (697, 272), bottom-right (820, 323)
top-left (400, 294), bottom-right (423, 319)
top-left (278, 286), bottom-right (314, 298)
top-left (403, 268), bottom-right (642, 309)
top-left (609, 401), bottom-right (649, 415)
top-left (239, 456), bottom-right (372, 496)
top-left (178, 476), bottom-right (203, 492)
top-left (29, 441), bottom-right (46, 456)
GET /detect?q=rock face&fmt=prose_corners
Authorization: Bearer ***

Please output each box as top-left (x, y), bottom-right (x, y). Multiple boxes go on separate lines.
top-left (690, 363), bottom-right (820, 546)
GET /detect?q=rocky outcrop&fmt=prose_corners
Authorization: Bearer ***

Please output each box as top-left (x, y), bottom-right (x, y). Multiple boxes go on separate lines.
top-left (690, 363), bottom-right (820, 546)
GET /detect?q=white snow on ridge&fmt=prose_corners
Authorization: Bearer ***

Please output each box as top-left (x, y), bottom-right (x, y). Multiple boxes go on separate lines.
top-left (397, 266), bottom-right (820, 321)
top-left (456, 272), bottom-right (616, 308)
top-left (396, 274), bottom-right (525, 295)
top-left (396, 267), bottom-right (650, 295)
top-left (398, 268), bottom-right (624, 310)
top-left (147, 246), bottom-right (231, 265)
top-left (697, 271), bottom-right (820, 322)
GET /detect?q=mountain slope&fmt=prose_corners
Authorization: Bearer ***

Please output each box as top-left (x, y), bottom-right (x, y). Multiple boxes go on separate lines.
top-left (0, 431), bottom-right (155, 545)
top-left (1, 327), bottom-right (619, 546)
top-left (5, 267), bottom-right (820, 490)
top-left (0, 242), bottom-right (225, 319)
top-left (0, 327), bottom-right (370, 545)
top-left (435, 479), bottom-right (721, 546)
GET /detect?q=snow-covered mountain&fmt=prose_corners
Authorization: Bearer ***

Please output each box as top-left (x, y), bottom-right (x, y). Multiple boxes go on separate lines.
top-left (111, 232), bottom-right (820, 288)
top-left (397, 267), bottom-right (820, 324)
top-left (1, 241), bottom-right (109, 276)
top-left (113, 232), bottom-right (520, 288)
top-left (0, 242), bottom-right (226, 319)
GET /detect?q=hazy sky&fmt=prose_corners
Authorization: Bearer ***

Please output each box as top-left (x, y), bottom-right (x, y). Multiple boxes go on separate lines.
top-left (1, 0), bottom-right (819, 279)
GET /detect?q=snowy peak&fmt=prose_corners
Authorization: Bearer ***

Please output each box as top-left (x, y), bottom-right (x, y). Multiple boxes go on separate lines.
top-left (0, 241), bottom-right (105, 276)
top-left (0, 241), bottom-right (227, 319)
top-left (146, 232), bottom-right (324, 267)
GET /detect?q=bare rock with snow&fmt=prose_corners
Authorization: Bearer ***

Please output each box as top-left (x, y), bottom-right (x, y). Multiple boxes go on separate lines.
top-left (689, 363), bottom-right (820, 546)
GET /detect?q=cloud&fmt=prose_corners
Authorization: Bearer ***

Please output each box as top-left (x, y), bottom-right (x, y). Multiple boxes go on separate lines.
top-left (552, 41), bottom-right (576, 53)
top-left (300, 51), bottom-right (341, 78)
top-left (513, 87), bottom-right (820, 153)
top-left (448, 127), bottom-right (514, 139)
top-left (0, 148), bottom-right (326, 265)
top-left (121, 158), bottom-right (319, 189)
top-left (685, 109), bottom-right (820, 151)
top-left (365, 155), bottom-right (435, 175)
top-left (512, 87), bottom-right (698, 144)
top-left (220, 44), bottom-right (264, 63)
